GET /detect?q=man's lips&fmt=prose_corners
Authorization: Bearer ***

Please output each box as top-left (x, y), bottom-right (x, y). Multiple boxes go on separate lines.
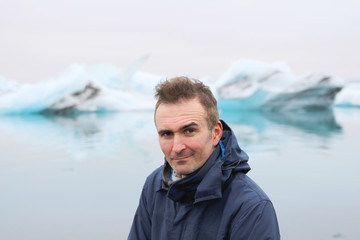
top-left (172, 156), bottom-right (189, 161)
top-left (171, 154), bottom-right (193, 161)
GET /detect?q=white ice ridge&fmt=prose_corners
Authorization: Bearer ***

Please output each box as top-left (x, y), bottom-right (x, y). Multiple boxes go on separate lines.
top-left (0, 58), bottom-right (357, 115)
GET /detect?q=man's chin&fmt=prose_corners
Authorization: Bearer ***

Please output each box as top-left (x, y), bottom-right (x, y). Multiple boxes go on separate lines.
top-left (173, 165), bottom-right (195, 177)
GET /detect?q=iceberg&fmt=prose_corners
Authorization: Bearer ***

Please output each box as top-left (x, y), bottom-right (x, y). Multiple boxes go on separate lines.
top-left (0, 58), bottom-right (355, 115)
top-left (0, 57), bottom-right (160, 115)
top-left (215, 60), bottom-right (344, 111)
top-left (334, 80), bottom-right (360, 107)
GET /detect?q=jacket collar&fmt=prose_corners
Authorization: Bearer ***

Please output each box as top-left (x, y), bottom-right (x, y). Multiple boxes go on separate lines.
top-left (159, 145), bottom-right (222, 203)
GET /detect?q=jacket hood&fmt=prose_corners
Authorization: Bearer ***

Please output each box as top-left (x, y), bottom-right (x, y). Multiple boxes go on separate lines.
top-left (220, 120), bottom-right (250, 174)
top-left (160, 120), bottom-right (250, 204)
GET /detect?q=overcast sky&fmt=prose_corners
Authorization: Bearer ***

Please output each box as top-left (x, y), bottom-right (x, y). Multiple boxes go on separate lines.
top-left (0, 0), bottom-right (359, 83)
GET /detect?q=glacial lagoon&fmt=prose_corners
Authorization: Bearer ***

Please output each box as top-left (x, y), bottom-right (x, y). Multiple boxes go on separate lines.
top-left (0, 107), bottom-right (359, 240)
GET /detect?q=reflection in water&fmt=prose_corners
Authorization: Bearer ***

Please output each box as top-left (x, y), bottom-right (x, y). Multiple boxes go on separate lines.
top-left (47, 114), bottom-right (102, 138)
top-left (221, 108), bottom-right (341, 136)
top-left (261, 108), bottom-right (342, 136)
top-left (0, 112), bottom-right (158, 161)
top-left (220, 108), bottom-right (342, 152)
top-left (0, 108), bottom-right (343, 159)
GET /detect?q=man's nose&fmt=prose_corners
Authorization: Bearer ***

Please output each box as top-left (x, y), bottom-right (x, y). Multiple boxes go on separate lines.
top-left (172, 135), bottom-right (185, 153)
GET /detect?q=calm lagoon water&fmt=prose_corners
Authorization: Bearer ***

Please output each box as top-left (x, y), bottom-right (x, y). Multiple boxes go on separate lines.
top-left (0, 108), bottom-right (359, 240)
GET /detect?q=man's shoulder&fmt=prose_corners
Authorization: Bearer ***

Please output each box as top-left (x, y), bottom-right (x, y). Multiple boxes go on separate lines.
top-left (143, 165), bottom-right (163, 190)
top-left (225, 173), bottom-right (280, 238)
top-left (226, 172), bottom-right (271, 206)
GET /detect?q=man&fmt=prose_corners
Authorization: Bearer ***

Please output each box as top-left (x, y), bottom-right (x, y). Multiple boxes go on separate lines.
top-left (128, 77), bottom-right (280, 240)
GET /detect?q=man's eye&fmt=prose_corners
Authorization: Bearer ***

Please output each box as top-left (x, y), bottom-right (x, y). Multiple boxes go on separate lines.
top-left (184, 128), bottom-right (195, 134)
top-left (160, 131), bottom-right (172, 137)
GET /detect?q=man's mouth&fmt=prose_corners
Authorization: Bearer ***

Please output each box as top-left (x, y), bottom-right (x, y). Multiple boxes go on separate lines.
top-left (173, 156), bottom-right (190, 161)
top-left (171, 153), bottom-right (193, 161)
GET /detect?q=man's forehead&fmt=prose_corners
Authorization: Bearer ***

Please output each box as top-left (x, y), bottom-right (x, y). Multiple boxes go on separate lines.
top-left (157, 98), bottom-right (205, 114)
top-left (156, 112), bottom-right (205, 127)
top-left (155, 99), bottom-right (207, 129)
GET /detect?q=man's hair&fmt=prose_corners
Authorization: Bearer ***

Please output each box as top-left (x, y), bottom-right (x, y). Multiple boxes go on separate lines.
top-left (154, 76), bottom-right (219, 129)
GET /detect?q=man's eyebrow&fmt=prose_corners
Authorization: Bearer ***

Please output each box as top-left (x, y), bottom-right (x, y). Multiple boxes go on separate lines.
top-left (179, 122), bottom-right (199, 131)
top-left (157, 122), bottom-right (199, 135)
top-left (158, 129), bottom-right (172, 135)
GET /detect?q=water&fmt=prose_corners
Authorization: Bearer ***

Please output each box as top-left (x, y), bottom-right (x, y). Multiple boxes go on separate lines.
top-left (0, 108), bottom-right (359, 240)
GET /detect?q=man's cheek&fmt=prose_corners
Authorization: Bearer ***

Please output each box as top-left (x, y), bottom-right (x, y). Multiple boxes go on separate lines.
top-left (160, 142), bottom-right (172, 154)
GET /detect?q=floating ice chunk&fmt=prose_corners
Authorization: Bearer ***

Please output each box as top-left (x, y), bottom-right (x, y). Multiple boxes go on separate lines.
top-left (0, 56), bottom-right (159, 115)
top-left (335, 80), bottom-right (360, 107)
top-left (216, 59), bottom-right (292, 87)
top-left (0, 66), bottom-right (90, 114)
top-left (215, 60), bottom-right (297, 108)
top-left (216, 60), bottom-right (345, 110)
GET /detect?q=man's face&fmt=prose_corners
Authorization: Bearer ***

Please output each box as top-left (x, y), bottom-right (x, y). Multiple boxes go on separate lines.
top-left (155, 98), bottom-right (222, 177)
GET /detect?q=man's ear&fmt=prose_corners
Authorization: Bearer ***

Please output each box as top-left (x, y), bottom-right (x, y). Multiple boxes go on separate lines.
top-left (212, 121), bottom-right (223, 146)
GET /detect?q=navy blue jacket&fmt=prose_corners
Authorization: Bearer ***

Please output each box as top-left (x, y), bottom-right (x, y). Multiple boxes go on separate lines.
top-left (128, 121), bottom-right (280, 240)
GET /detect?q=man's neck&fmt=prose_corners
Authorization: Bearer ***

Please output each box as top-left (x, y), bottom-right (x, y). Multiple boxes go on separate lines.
top-left (172, 170), bottom-right (185, 181)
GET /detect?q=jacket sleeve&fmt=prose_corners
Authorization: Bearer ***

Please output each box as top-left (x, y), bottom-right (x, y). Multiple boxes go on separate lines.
top-left (229, 200), bottom-right (280, 240)
top-left (127, 183), bottom-right (152, 240)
